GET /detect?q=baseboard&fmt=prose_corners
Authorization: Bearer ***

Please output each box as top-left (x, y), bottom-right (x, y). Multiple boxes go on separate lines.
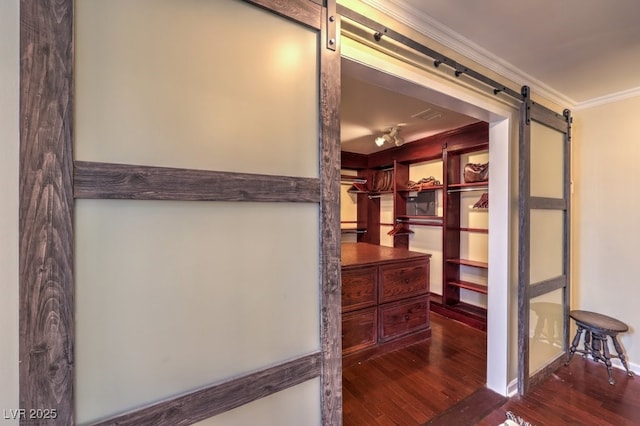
top-left (506, 378), bottom-right (518, 397)
top-left (611, 358), bottom-right (640, 376)
top-left (429, 297), bottom-right (487, 331)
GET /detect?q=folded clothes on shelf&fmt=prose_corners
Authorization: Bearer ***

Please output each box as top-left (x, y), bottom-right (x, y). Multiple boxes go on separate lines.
top-left (406, 176), bottom-right (441, 191)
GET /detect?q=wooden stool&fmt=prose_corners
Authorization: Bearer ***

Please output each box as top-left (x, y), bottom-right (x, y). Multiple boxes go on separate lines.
top-left (566, 310), bottom-right (634, 385)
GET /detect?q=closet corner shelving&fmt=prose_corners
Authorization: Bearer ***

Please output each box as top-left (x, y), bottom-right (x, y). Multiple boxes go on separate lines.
top-left (438, 141), bottom-right (489, 330)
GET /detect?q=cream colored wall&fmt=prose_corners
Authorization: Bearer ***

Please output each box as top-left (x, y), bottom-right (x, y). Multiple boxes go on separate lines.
top-left (75, 0), bottom-right (318, 177)
top-left (0, 1), bottom-right (19, 424)
top-left (573, 97), bottom-right (640, 371)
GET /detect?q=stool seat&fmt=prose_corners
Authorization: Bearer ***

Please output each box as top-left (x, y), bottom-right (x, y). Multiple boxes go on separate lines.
top-left (566, 310), bottom-right (634, 385)
top-left (569, 310), bottom-right (628, 333)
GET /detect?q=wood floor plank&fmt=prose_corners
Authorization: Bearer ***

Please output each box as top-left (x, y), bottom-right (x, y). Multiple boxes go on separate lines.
top-left (343, 313), bottom-right (487, 425)
top-left (344, 312), bottom-right (639, 425)
top-left (479, 358), bottom-right (639, 426)
top-left (425, 387), bottom-right (507, 426)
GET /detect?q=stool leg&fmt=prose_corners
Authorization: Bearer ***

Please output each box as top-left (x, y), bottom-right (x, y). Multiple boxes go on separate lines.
top-left (591, 333), bottom-right (601, 361)
top-left (583, 330), bottom-right (592, 358)
top-left (566, 326), bottom-right (584, 365)
top-left (598, 334), bottom-right (615, 385)
top-left (611, 335), bottom-right (634, 377)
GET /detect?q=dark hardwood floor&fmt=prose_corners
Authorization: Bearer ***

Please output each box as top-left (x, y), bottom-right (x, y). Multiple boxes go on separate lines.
top-left (343, 312), bottom-right (487, 424)
top-left (343, 312), bottom-right (640, 425)
top-left (478, 357), bottom-right (640, 425)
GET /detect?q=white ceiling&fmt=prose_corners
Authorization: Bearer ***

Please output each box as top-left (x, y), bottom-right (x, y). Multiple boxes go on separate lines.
top-left (340, 0), bottom-right (640, 155)
top-left (340, 73), bottom-right (480, 155)
top-left (364, 0), bottom-right (640, 105)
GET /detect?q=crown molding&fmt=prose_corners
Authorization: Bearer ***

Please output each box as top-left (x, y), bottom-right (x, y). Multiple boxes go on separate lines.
top-left (360, 0), bottom-right (577, 108)
top-left (573, 86), bottom-right (640, 111)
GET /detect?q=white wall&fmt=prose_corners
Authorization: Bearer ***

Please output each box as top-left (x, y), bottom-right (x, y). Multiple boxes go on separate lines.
top-left (0, 0), bottom-right (19, 424)
top-left (573, 96), bottom-right (640, 372)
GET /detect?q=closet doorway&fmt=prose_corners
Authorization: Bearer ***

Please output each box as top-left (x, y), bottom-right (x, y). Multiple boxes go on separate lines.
top-left (339, 54), bottom-right (513, 402)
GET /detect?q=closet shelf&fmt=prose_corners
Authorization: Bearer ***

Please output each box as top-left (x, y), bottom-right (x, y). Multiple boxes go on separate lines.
top-left (447, 280), bottom-right (488, 294)
top-left (396, 216), bottom-right (443, 226)
top-left (445, 258), bottom-right (488, 269)
top-left (341, 228), bottom-right (367, 235)
top-left (341, 175), bottom-right (367, 184)
top-left (368, 190), bottom-right (393, 199)
top-left (447, 181), bottom-right (488, 193)
top-left (452, 227), bottom-right (488, 234)
top-left (400, 185), bottom-right (444, 193)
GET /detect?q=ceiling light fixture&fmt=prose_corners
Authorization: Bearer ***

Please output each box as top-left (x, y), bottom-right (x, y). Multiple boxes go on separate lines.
top-left (375, 126), bottom-right (405, 147)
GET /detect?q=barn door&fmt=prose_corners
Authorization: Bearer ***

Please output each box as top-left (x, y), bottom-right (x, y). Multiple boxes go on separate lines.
top-left (20, 0), bottom-right (341, 424)
top-left (518, 86), bottom-right (572, 395)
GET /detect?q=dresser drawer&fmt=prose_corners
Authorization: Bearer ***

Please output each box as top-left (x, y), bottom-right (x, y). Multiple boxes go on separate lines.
top-left (379, 296), bottom-right (429, 342)
top-left (342, 266), bottom-right (377, 312)
top-left (342, 307), bottom-right (377, 355)
top-left (379, 259), bottom-right (429, 303)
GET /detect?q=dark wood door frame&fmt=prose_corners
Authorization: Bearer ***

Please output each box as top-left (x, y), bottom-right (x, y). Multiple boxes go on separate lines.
top-left (19, 0), bottom-right (341, 424)
top-left (518, 86), bottom-right (572, 395)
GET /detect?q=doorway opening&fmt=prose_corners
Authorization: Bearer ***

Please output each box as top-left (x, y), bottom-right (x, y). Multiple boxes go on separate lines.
top-left (339, 54), bottom-right (513, 421)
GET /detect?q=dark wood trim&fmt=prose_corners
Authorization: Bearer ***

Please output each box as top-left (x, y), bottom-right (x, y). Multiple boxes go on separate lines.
top-left (319, 6), bottom-right (343, 425)
top-left (526, 353), bottom-right (566, 390)
top-left (430, 301), bottom-right (487, 331)
top-left (459, 227), bottom-right (488, 233)
top-left (341, 151), bottom-right (368, 169)
top-left (74, 161), bottom-right (321, 203)
top-left (19, 0), bottom-right (75, 424)
top-left (93, 353), bottom-right (322, 426)
top-left (563, 109), bottom-right (572, 364)
top-left (440, 124), bottom-right (489, 154)
top-left (244, 0), bottom-right (322, 30)
top-left (518, 94), bottom-right (572, 395)
top-left (366, 122), bottom-right (488, 168)
top-left (529, 275), bottom-right (566, 299)
top-left (518, 98), bottom-right (532, 395)
top-left (529, 196), bottom-right (567, 210)
top-left (529, 102), bottom-right (567, 130)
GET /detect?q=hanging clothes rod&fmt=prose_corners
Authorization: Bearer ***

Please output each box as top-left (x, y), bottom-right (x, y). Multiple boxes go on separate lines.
top-left (447, 187), bottom-right (489, 193)
top-left (341, 229), bottom-right (367, 234)
top-left (337, 5), bottom-right (523, 102)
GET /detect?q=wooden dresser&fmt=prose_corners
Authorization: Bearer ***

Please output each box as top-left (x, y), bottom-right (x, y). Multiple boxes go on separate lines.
top-left (341, 242), bottom-right (431, 365)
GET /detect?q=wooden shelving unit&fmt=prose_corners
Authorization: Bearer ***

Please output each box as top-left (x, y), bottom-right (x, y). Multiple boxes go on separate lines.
top-left (439, 141), bottom-right (489, 330)
top-left (341, 122), bottom-right (490, 330)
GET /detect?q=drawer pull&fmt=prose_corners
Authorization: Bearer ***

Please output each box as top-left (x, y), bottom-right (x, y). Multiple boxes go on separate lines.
top-left (404, 278), bottom-right (410, 284)
top-left (404, 314), bottom-right (410, 321)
